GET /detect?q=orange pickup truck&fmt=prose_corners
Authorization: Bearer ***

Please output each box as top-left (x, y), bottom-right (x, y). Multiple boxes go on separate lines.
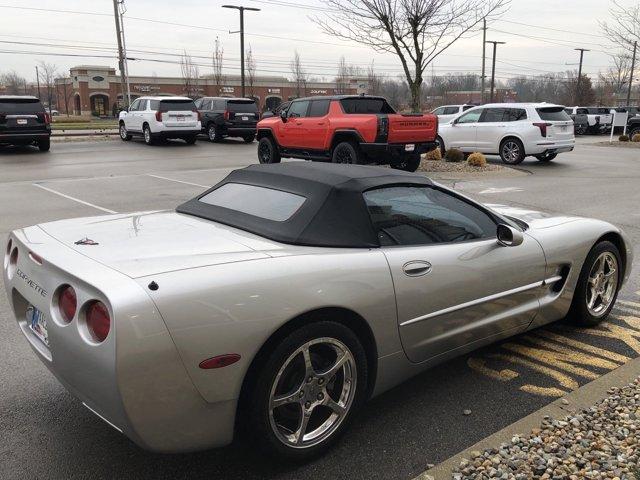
top-left (256, 95), bottom-right (438, 172)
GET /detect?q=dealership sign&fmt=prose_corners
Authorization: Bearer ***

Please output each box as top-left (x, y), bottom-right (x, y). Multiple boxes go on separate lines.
top-left (134, 85), bottom-right (160, 92)
top-left (221, 86), bottom-right (235, 93)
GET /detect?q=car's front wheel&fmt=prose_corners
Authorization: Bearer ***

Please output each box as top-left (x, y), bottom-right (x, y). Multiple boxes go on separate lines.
top-left (567, 240), bottom-right (621, 327)
top-left (119, 123), bottom-right (132, 141)
top-left (499, 138), bottom-right (525, 165)
top-left (247, 321), bottom-right (368, 459)
top-left (535, 152), bottom-right (557, 162)
top-left (257, 137), bottom-right (281, 163)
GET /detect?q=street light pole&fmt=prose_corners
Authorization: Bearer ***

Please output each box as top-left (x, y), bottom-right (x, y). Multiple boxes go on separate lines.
top-left (574, 48), bottom-right (589, 105)
top-left (223, 5), bottom-right (260, 98)
top-left (486, 40), bottom-right (505, 102)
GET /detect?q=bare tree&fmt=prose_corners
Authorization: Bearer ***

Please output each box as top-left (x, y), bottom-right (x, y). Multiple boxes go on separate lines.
top-left (290, 50), bottom-right (307, 98)
top-left (600, 54), bottom-right (632, 94)
top-left (55, 78), bottom-right (75, 117)
top-left (37, 61), bottom-right (58, 115)
top-left (600, 1), bottom-right (640, 53)
top-left (336, 56), bottom-right (350, 94)
top-left (212, 37), bottom-right (225, 93)
top-left (314, 0), bottom-right (509, 111)
top-left (180, 51), bottom-right (200, 98)
top-left (0, 71), bottom-right (28, 95)
top-left (246, 45), bottom-right (257, 98)
top-left (367, 61), bottom-right (383, 95)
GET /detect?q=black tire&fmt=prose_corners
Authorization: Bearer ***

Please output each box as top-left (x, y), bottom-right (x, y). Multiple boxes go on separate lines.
top-left (436, 136), bottom-right (445, 157)
top-left (119, 122), bottom-right (132, 141)
top-left (629, 127), bottom-right (640, 140)
top-left (246, 321), bottom-right (368, 460)
top-left (38, 138), bottom-right (50, 152)
top-left (331, 141), bottom-right (363, 164)
top-left (143, 124), bottom-right (155, 145)
top-left (207, 123), bottom-right (221, 142)
top-left (184, 135), bottom-right (197, 145)
top-left (535, 152), bottom-right (557, 162)
top-left (499, 138), bottom-right (525, 165)
top-left (567, 240), bottom-right (622, 327)
top-left (257, 137), bottom-right (281, 164)
top-left (575, 124), bottom-right (587, 136)
top-left (243, 134), bottom-right (256, 143)
top-left (391, 153), bottom-right (421, 172)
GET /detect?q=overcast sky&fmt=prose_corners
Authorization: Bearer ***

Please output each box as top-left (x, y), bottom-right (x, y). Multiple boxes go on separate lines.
top-left (0, 0), bottom-right (626, 83)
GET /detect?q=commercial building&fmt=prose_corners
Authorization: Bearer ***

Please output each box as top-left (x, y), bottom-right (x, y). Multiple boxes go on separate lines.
top-left (54, 65), bottom-right (368, 116)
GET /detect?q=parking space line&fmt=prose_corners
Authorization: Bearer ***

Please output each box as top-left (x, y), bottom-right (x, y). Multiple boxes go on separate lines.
top-left (32, 183), bottom-right (118, 214)
top-left (146, 174), bottom-right (209, 188)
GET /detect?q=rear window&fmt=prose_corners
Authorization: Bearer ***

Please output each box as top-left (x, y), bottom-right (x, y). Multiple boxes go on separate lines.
top-left (537, 107), bottom-right (571, 121)
top-left (227, 101), bottom-right (258, 113)
top-left (0, 98), bottom-right (44, 114)
top-left (199, 183), bottom-right (306, 222)
top-left (340, 98), bottom-right (395, 114)
top-left (159, 100), bottom-right (196, 111)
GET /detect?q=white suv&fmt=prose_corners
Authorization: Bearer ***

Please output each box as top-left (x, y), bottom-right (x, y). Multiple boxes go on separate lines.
top-left (437, 103), bottom-right (575, 164)
top-left (431, 104), bottom-right (475, 123)
top-left (119, 96), bottom-right (201, 145)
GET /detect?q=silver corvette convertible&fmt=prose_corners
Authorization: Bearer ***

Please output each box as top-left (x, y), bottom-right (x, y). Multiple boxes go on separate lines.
top-left (3, 163), bottom-right (632, 459)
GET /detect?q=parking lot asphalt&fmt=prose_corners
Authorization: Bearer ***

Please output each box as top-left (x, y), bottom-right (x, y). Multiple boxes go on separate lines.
top-left (1, 136), bottom-right (639, 480)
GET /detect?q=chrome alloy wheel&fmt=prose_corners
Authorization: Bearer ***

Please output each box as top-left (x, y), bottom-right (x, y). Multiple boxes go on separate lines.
top-left (502, 141), bottom-right (520, 163)
top-left (586, 251), bottom-right (618, 317)
top-left (268, 337), bottom-right (356, 449)
top-left (208, 124), bottom-right (218, 142)
top-left (119, 124), bottom-right (128, 140)
top-left (144, 127), bottom-right (151, 144)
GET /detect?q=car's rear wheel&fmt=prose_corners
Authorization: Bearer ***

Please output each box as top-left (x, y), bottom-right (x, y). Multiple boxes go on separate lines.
top-left (143, 125), bottom-right (154, 145)
top-left (257, 137), bottom-right (281, 164)
top-left (499, 138), bottom-right (525, 165)
top-left (243, 134), bottom-right (256, 143)
top-left (208, 124), bottom-right (221, 142)
top-left (567, 240), bottom-right (621, 327)
top-left (247, 321), bottom-right (367, 459)
top-left (435, 136), bottom-right (445, 157)
top-left (331, 142), bottom-right (362, 165)
top-left (38, 138), bottom-right (50, 152)
top-left (535, 152), bottom-right (557, 162)
top-left (119, 123), bottom-right (132, 141)
top-left (391, 153), bottom-right (421, 172)
top-left (575, 124), bottom-right (587, 135)
top-left (629, 127), bottom-right (640, 139)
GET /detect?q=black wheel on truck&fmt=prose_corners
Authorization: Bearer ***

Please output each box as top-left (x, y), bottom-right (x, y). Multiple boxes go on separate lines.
top-left (331, 142), bottom-right (363, 165)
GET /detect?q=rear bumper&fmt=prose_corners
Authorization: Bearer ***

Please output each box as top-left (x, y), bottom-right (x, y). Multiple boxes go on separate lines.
top-left (360, 141), bottom-right (437, 164)
top-left (0, 131), bottom-right (50, 143)
top-left (153, 129), bottom-right (200, 139)
top-left (221, 125), bottom-right (257, 137)
top-left (3, 227), bottom-right (237, 453)
top-left (531, 140), bottom-right (575, 155)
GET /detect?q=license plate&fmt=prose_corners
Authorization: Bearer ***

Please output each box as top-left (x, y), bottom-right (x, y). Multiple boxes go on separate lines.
top-left (26, 305), bottom-right (48, 346)
top-left (559, 125), bottom-right (567, 131)
top-left (17, 118), bottom-right (27, 125)
top-left (242, 116), bottom-right (249, 121)
top-left (405, 144), bottom-right (415, 152)
top-left (177, 116), bottom-right (185, 122)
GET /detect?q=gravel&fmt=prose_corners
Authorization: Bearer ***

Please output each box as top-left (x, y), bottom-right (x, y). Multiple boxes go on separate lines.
top-left (452, 378), bottom-right (640, 479)
top-left (418, 160), bottom-right (506, 173)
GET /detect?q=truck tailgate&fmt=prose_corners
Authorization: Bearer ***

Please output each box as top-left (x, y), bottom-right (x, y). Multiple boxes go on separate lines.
top-left (387, 114), bottom-right (437, 143)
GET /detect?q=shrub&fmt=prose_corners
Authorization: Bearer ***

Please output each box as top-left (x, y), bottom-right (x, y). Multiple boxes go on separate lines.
top-left (619, 134), bottom-right (630, 142)
top-left (423, 147), bottom-right (442, 161)
top-left (467, 152), bottom-right (487, 167)
top-left (632, 133), bottom-right (640, 142)
top-left (444, 148), bottom-right (465, 163)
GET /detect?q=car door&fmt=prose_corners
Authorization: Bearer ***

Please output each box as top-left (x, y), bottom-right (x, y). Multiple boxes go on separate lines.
top-left (475, 107), bottom-right (507, 152)
top-left (126, 99), bottom-right (141, 131)
top-left (363, 185), bottom-right (545, 363)
top-left (279, 100), bottom-right (309, 148)
top-left (443, 108), bottom-right (482, 151)
top-left (296, 99), bottom-right (330, 150)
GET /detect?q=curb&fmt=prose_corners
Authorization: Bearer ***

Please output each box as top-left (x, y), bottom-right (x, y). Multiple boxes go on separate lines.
top-left (51, 131), bottom-right (119, 137)
top-left (414, 354), bottom-right (640, 480)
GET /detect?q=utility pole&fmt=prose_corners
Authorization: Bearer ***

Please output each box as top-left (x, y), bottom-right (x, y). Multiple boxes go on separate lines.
top-left (574, 48), bottom-right (589, 105)
top-left (112, 0), bottom-right (128, 109)
top-left (486, 40), bottom-right (505, 102)
top-left (223, 5), bottom-right (260, 98)
top-left (481, 18), bottom-right (486, 103)
top-left (35, 65), bottom-right (41, 99)
top-left (626, 41), bottom-right (637, 106)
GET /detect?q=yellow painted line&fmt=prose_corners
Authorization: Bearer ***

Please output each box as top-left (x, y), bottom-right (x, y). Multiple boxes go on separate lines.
top-left (467, 358), bottom-right (519, 382)
top-left (531, 330), bottom-right (630, 364)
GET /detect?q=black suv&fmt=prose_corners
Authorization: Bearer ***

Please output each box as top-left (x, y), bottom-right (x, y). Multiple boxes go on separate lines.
top-left (0, 96), bottom-right (51, 151)
top-left (195, 97), bottom-right (259, 143)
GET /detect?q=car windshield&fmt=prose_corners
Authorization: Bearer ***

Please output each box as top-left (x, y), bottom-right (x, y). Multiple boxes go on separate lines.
top-left (159, 100), bottom-right (196, 111)
top-left (199, 183), bottom-right (306, 222)
top-left (536, 107), bottom-right (571, 121)
top-left (340, 98), bottom-right (395, 114)
top-left (228, 101), bottom-right (258, 113)
top-left (0, 98), bottom-right (44, 113)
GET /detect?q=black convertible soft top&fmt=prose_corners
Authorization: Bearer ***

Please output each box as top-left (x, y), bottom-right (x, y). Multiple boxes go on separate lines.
top-left (176, 162), bottom-right (433, 248)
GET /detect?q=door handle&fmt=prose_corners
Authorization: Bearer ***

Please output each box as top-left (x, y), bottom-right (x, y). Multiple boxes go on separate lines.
top-left (317, 122), bottom-right (325, 125)
top-left (402, 261), bottom-right (432, 277)
top-left (295, 121), bottom-right (303, 125)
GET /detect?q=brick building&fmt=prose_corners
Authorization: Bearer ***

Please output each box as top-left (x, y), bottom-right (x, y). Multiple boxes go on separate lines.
top-left (55, 65), bottom-right (368, 116)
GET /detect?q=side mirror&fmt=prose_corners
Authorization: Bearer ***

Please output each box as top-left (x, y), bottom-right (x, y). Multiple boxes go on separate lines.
top-left (280, 110), bottom-right (288, 123)
top-left (496, 224), bottom-right (524, 247)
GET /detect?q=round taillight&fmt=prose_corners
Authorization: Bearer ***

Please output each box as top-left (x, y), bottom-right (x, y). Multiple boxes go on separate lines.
top-left (58, 285), bottom-right (77, 324)
top-left (86, 301), bottom-right (110, 343)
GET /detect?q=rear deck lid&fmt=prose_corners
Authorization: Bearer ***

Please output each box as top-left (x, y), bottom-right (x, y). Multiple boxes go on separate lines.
top-left (536, 106), bottom-right (574, 140)
top-left (37, 211), bottom-right (270, 278)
